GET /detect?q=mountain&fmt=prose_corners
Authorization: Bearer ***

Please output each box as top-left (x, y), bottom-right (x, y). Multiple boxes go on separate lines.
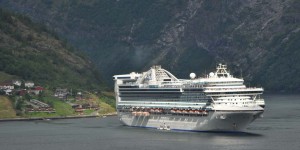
top-left (1, 0), bottom-right (299, 92)
top-left (0, 9), bottom-right (105, 90)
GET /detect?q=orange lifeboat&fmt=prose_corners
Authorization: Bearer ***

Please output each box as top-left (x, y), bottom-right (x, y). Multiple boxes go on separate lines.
top-left (132, 111), bottom-right (137, 116)
top-left (189, 110), bottom-right (195, 114)
top-left (143, 112), bottom-right (150, 116)
top-left (155, 109), bottom-right (161, 113)
top-left (176, 110), bottom-right (182, 114)
top-left (137, 111), bottom-right (143, 116)
top-left (170, 109), bottom-right (176, 113)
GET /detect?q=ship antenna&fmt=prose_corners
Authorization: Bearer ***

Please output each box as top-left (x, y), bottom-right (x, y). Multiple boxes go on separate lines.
top-left (240, 69), bottom-right (243, 78)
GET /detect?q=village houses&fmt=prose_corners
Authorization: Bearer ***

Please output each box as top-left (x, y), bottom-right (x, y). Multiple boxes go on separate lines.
top-left (0, 81), bottom-right (14, 95)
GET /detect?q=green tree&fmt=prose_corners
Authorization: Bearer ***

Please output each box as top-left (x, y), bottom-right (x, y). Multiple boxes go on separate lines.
top-left (24, 93), bottom-right (31, 101)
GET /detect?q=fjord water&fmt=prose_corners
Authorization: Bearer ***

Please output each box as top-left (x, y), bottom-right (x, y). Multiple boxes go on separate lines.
top-left (0, 95), bottom-right (299, 150)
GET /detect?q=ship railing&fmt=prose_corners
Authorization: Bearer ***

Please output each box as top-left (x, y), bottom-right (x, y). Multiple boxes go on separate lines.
top-left (204, 87), bottom-right (263, 92)
top-left (137, 85), bottom-right (183, 88)
top-left (118, 106), bottom-right (210, 117)
top-left (212, 103), bottom-right (257, 108)
top-left (182, 85), bottom-right (203, 88)
top-left (205, 93), bottom-right (262, 97)
top-left (117, 101), bottom-right (207, 109)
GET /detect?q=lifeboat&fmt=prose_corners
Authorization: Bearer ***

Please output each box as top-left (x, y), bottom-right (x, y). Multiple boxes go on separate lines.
top-left (189, 110), bottom-right (195, 114)
top-left (182, 110), bottom-right (188, 114)
top-left (150, 109), bottom-right (155, 113)
top-left (176, 110), bottom-right (182, 114)
top-left (137, 111), bottom-right (143, 116)
top-left (170, 109), bottom-right (176, 113)
top-left (143, 112), bottom-right (150, 116)
top-left (132, 111), bottom-right (137, 116)
top-left (155, 109), bottom-right (161, 113)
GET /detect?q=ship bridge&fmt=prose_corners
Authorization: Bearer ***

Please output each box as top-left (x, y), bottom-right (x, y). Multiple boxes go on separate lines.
top-left (213, 64), bottom-right (231, 78)
top-left (138, 65), bottom-right (179, 85)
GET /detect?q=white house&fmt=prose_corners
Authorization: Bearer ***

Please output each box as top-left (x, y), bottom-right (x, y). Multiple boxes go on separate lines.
top-left (54, 88), bottom-right (68, 99)
top-left (25, 81), bottom-right (34, 88)
top-left (12, 80), bottom-right (22, 86)
top-left (4, 89), bottom-right (13, 95)
top-left (30, 86), bottom-right (44, 95)
top-left (0, 82), bottom-right (14, 90)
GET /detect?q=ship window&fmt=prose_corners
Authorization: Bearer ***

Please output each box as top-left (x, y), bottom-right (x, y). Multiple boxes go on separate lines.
top-left (117, 77), bottom-right (130, 79)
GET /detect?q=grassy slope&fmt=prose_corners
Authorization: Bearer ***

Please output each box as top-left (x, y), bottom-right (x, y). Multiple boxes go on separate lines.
top-left (24, 96), bottom-right (75, 118)
top-left (0, 71), bottom-right (18, 83)
top-left (0, 8), bottom-right (105, 90)
top-left (0, 96), bottom-right (16, 118)
top-left (90, 93), bottom-right (115, 114)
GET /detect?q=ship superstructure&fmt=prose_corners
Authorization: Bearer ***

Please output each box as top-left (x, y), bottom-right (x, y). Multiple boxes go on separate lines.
top-left (113, 64), bottom-right (265, 131)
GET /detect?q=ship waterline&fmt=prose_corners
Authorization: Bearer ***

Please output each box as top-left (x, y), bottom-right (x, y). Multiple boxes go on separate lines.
top-left (113, 64), bottom-right (265, 131)
top-left (119, 110), bottom-right (263, 131)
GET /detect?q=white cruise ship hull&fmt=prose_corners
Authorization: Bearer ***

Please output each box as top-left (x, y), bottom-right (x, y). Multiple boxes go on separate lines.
top-left (118, 110), bottom-right (263, 131)
top-left (114, 64), bottom-right (265, 132)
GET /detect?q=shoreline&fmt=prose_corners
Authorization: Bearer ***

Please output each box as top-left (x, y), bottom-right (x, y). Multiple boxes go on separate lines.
top-left (0, 112), bottom-right (117, 122)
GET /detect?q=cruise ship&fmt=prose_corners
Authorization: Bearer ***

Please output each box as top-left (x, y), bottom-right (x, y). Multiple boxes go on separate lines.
top-left (113, 64), bottom-right (265, 131)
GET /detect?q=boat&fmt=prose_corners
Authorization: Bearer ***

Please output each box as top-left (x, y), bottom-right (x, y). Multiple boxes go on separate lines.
top-left (157, 123), bottom-right (171, 131)
top-left (113, 64), bottom-right (265, 131)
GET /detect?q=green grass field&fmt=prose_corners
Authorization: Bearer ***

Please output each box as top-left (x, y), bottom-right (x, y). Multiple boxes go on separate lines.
top-left (0, 96), bottom-right (16, 118)
top-left (90, 94), bottom-right (115, 114)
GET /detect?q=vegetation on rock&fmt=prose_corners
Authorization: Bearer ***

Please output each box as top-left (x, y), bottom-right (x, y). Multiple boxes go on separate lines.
top-left (0, 1), bottom-right (299, 92)
top-left (0, 8), bottom-right (105, 90)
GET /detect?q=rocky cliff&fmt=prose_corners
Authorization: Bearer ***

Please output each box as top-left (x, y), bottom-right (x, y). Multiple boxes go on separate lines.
top-left (0, 0), bottom-right (299, 92)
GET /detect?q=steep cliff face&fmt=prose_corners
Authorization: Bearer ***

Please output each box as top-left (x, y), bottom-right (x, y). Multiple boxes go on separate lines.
top-left (183, 0), bottom-right (300, 91)
top-left (0, 0), bottom-right (299, 91)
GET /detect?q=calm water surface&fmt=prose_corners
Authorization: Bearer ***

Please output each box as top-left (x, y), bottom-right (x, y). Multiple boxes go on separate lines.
top-left (0, 94), bottom-right (299, 150)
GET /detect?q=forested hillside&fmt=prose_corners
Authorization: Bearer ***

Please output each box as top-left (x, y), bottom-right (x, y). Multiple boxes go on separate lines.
top-left (0, 9), bottom-right (104, 90)
top-left (0, 0), bottom-right (299, 92)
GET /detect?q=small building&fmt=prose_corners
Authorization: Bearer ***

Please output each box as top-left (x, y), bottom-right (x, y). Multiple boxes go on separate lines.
top-left (54, 88), bottom-right (68, 99)
top-left (17, 89), bottom-right (27, 96)
top-left (30, 86), bottom-right (44, 95)
top-left (12, 80), bottom-right (22, 86)
top-left (25, 99), bottom-right (55, 113)
top-left (25, 81), bottom-right (34, 88)
top-left (0, 82), bottom-right (14, 90)
top-left (75, 92), bottom-right (83, 100)
top-left (4, 89), bottom-right (13, 95)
